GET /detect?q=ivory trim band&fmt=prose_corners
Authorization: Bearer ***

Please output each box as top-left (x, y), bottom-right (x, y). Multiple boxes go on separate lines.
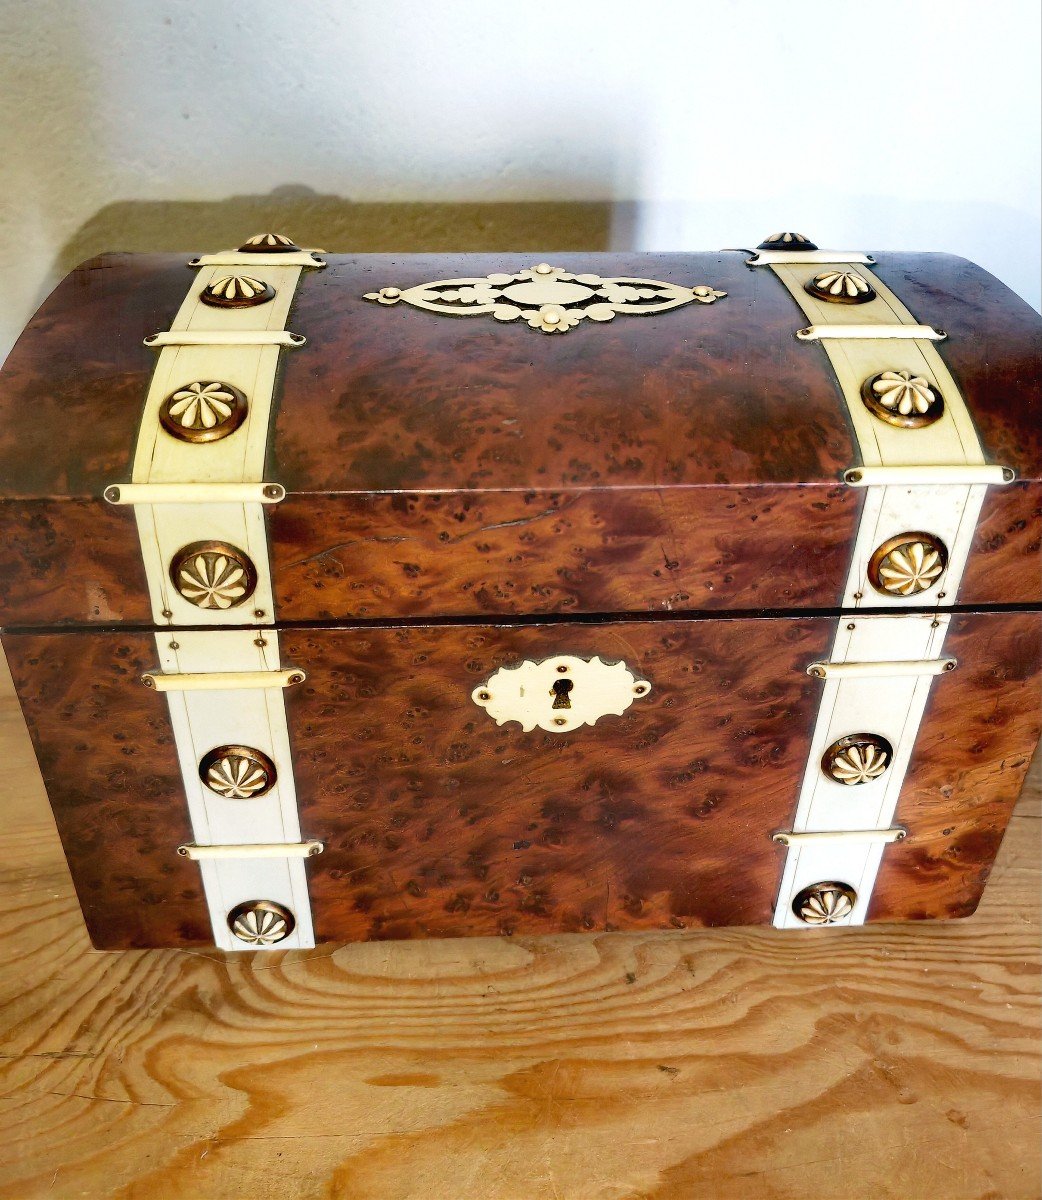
top-left (843, 465), bottom-right (1014, 487)
top-left (105, 482), bottom-right (287, 505)
top-left (806, 657), bottom-right (957, 680)
top-left (796, 323), bottom-right (947, 341)
top-left (144, 330), bottom-right (306, 348)
top-left (141, 668), bottom-right (306, 692)
top-left (773, 828), bottom-right (907, 846)
top-left (775, 613), bottom-right (953, 929)
top-left (770, 249), bottom-right (994, 929)
top-left (746, 250), bottom-right (875, 266)
top-left (188, 252), bottom-right (326, 269)
top-left (178, 841), bottom-right (324, 860)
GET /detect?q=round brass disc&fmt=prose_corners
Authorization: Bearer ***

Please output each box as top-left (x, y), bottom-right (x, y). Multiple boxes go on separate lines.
top-left (169, 539), bottom-right (258, 610)
top-left (159, 380), bottom-right (248, 443)
top-left (821, 733), bottom-right (894, 785)
top-left (867, 531), bottom-right (948, 598)
top-left (792, 881), bottom-right (857, 925)
top-left (227, 900), bottom-right (295, 946)
top-left (199, 745), bottom-right (277, 799)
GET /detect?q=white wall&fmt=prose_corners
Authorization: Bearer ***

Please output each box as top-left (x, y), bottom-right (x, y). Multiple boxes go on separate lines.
top-left (1, 0), bottom-right (1039, 362)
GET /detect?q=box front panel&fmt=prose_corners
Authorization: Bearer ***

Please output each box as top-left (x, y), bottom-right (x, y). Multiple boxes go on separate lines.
top-left (5, 610), bottom-right (1038, 949)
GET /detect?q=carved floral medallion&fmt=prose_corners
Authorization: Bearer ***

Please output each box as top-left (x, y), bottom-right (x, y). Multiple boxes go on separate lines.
top-left (170, 540), bottom-right (257, 610)
top-left (227, 900), bottom-right (295, 946)
top-left (821, 734), bottom-right (893, 785)
top-left (159, 381), bottom-right (248, 443)
top-left (201, 274), bottom-right (276, 308)
top-left (868, 533), bottom-right (948, 597)
top-left (805, 270), bottom-right (876, 304)
top-left (792, 882), bottom-right (857, 925)
top-left (200, 745), bottom-right (277, 799)
top-left (861, 369), bottom-right (944, 429)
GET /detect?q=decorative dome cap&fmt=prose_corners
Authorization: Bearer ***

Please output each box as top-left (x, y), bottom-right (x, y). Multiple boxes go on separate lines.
top-left (237, 232), bottom-right (301, 253)
top-left (757, 231), bottom-right (818, 251)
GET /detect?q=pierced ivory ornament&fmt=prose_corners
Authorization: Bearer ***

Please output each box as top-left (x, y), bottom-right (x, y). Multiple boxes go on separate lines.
top-left (364, 263), bottom-right (725, 333)
top-left (472, 655), bottom-right (651, 733)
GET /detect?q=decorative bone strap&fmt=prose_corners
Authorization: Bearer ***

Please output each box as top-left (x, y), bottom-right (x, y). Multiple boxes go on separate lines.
top-left (109, 235), bottom-right (324, 951)
top-left (751, 233), bottom-right (1013, 929)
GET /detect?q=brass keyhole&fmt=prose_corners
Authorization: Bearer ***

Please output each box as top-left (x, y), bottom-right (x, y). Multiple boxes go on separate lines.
top-left (551, 678), bottom-right (573, 709)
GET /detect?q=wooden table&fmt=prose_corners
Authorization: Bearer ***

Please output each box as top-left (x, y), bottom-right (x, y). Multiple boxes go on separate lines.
top-left (0, 649), bottom-right (1038, 1200)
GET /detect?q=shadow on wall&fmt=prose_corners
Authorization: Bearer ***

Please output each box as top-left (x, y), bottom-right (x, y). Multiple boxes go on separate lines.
top-left (56, 185), bottom-right (627, 276)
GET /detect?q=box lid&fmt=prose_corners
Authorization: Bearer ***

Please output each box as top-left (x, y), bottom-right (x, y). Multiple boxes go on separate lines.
top-left (0, 248), bottom-right (1039, 627)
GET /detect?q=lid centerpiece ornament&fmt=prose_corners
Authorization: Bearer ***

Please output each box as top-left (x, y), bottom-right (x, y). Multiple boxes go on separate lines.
top-left (364, 262), bottom-right (726, 333)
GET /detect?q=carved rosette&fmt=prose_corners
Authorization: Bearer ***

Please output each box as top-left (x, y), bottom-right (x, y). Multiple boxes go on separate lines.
top-left (861, 369), bottom-right (944, 429)
top-left (201, 275), bottom-right (276, 308)
top-left (805, 270), bottom-right (876, 305)
top-left (170, 540), bottom-right (257, 610)
top-left (159, 381), bottom-right (248, 443)
top-left (792, 882), bottom-right (857, 925)
top-left (821, 734), bottom-right (893, 785)
top-left (227, 900), bottom-right (295, 946)
top-left (364, 262), bottom-right (726, 333)
top-left (200, 746), bottom-right (277, 799)
top-left (237, 233), bottom-right (301, 253)
top-left (757, 231), bottom-right (818, 251)
top-left (868, 532), bottom-right (948, 597)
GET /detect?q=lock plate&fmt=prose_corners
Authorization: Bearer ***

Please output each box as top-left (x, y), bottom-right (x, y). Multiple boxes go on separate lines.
top-left (471, 655), bottom-right (651, 733)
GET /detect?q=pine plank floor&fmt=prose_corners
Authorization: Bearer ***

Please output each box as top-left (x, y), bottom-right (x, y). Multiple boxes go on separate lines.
top-left (0, 649), bottom-right (1038, 1200)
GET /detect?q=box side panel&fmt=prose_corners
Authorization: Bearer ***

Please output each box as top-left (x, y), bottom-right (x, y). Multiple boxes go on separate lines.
top-left (870, 610), bottom-right (1042, 920)
top-left (269, 485), bottom-right (859, 620)
top-left (1, 629), bottom-right (210, 948)
top-left (870, 254), bottom-right (1042, 607)
top-left (284, 617), bottom-right (834, 942)
top-left (4, 612), bottom-right (1039, 949)
top-left (0, 498), bottom-right (148, 627)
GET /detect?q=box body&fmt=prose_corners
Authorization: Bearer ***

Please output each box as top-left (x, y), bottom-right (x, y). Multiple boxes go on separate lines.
top-left (0, 241), bottom-right (1040, 949)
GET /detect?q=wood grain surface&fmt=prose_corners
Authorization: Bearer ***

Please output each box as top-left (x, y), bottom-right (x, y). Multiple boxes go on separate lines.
top-left (0, 649), bottom-right (1038, 1200)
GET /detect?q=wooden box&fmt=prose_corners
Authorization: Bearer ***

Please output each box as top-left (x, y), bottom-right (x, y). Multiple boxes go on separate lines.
top-left (0, 233), bottom-right (1039, 950)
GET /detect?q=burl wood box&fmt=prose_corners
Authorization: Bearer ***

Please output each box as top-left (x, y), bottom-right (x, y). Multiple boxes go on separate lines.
top-left (0, 233), bottom-right (1039, 951)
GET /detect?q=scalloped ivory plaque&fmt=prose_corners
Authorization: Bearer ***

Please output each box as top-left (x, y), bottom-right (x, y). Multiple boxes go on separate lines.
top-left (471, 655), bottom-right (651, 734)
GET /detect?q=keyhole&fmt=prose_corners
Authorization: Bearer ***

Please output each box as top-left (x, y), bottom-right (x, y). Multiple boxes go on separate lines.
top-left (551, 678), bottom-right (573, 710)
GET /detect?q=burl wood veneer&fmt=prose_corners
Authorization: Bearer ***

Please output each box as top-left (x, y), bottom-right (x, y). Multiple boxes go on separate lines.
top-left (0, 253), bottom-right (1039, 624)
